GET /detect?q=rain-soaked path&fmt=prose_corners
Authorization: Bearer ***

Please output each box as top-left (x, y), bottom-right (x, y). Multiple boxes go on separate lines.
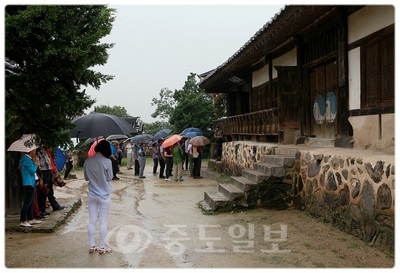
top-left (4, 163), bottom-right (394, 268)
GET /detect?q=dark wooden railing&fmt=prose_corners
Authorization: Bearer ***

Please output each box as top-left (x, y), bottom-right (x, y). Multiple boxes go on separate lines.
top-left (214, 108), bottom-right (279, 136)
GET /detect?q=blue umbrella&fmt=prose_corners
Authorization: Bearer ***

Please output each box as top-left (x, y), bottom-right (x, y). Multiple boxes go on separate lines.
top-left (152, 129), bottom-right (172, 142)
top-left (130, 134), bottom-right (153, 144)
top-left (54, 148), bottom-right (67, 172)
top-left (183, 131), bottom-right (202, 138)
top-left (181, 127), bottom-right (203, 136)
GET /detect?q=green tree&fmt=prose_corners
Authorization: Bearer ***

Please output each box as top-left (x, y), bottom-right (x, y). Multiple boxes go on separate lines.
top-left (169, 73), bottom-right (214, 138)
top-left (150, 87), bottom-right (175, 120)
top-left (93, 105), bottom-right (130, 117)
top-left (6, 5), bottom-right (115, 147)
top-left (5, 5), bottom-right (116, 214)
top-left (213, 93), bottom-right (227, 119)
top-left (143, 121), bottom-right (174, 136)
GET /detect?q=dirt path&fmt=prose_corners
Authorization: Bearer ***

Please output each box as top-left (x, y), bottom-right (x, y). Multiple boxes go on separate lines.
top-left (4, 164), bottom-right (394, 268)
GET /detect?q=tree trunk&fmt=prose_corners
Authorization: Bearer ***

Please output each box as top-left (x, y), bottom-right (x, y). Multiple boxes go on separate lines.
top-left (5, 147), bottom-right (23, 216)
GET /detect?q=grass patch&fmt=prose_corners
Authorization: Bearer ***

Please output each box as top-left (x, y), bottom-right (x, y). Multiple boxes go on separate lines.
top-left (348, 242), bottom-right (360, 249)
top-left (312, 262), bottom-right (326, 268)
top-left (303, 242), bottom-right (320, 250)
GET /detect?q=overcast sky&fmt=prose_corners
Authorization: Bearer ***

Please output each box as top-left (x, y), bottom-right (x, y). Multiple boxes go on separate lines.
top-left (83, 3), bottom-right (284, 123)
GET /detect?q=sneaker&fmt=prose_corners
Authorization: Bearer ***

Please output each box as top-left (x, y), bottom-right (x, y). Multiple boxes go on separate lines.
top-left (139, 176), bottom-right (146, 178)
top-left (20, 222), bottom-right (33, 228)
top-left (197, 176), bottom-right (203, 179)
top-left (165, 178), bottom-right (171, 181)
top-left (112, 177), bottom-right (120, 180)
top-left (179, 179), bottom-right (184, 181)
top-left (54, 205), bottom-right (65, 211)
top-left (38, 214), bottom-right (48, 219)
top-left (159, 176), bottom-right (165, 179)
top-left (28, 219), bottom-right (42, 225)
top-left (118, 171), bottom-right (123, 174)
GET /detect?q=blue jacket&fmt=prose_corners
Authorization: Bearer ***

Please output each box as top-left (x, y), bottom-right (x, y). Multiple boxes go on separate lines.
top-left (19, 154), bottom-right (38, 187)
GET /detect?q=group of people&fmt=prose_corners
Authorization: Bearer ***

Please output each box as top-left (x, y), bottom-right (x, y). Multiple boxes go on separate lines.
top-left (125, 138), bottom-right (203, 181)
top-left (81, 126), bottom-right (224, 254)
top-left (19, 147), bottom-right (65, 228)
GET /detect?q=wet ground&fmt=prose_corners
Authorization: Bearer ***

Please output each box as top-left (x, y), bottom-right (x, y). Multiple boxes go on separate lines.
top-left (4, 162), bottom-right (395, 269)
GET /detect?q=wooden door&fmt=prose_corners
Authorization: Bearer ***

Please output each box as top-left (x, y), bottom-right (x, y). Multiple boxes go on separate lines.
top-left (309, 60), bottom-right (338, 138)
top-left (277, 66), bottom-right (301, 130)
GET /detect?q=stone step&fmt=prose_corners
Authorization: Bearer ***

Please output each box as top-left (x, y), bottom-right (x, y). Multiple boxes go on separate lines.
top-left (275, 147), bottom-right (299, 158)
top-left (198, 200), bottom-right (212, 211)
top-left (253, 162), bottom-right (285, 177)
top-left (231, 176), bottom-right (258, 191)
top-left (263, 154), bottom-right (295, 167)
top-left (204, 191), bottom-right (230, 211)
top-left (219, 184), bottom-right (244, 200)
top-left (242, 169), bottom-right (269, 183)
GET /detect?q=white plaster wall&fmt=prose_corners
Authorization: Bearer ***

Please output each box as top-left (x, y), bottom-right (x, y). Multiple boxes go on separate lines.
top-left (252, 65), bottom-right (269, 87)
top-left (380, 113), bottom-right (395, 152)
top-left (348, 5), bottom-right (394, 44)
top-left (348, 113), bottom-right (394, 152)
top-left (272, 48), bottom-right (297, 79)
top-left (348, 48), bottom-right (361, 110)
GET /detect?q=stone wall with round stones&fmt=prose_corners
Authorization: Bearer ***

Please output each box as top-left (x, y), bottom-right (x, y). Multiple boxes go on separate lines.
top-left (297, 152), bottom-right (394, 253)
top-left (212, 141), bottom-right (275, 176)
top-left (208, 141), bottom-right (394, 253)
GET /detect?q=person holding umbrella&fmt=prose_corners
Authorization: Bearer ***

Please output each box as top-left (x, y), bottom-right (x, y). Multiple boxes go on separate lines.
top-left (19, 148), bottom-right (43, 227)
top-left (37, 147), bottom-right (65, 212)
top-left (124, 141), bottom-right (134, 170)
top-left (172, 142), bottom-right (184, 182)
top-left (158, 139), bottom-right (166, 179)
top-left (137, 141), bottom-right (147, 178)
top-left (187, 143), bottom-right (203, 179)
top-left (151, 141), bottom-right (159, 176)
top-left (83, 139), bottom-right (113, 254)
top-left (110, 141), bottom-right (120, 180)
top-left (163, 145), bottom-right (173, 181)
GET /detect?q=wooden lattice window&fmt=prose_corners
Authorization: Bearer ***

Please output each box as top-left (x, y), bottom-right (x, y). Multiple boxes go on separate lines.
top-left (301, 26), bottom-right (338, 64)
top-left (361, 33), bottom-right (394, 108)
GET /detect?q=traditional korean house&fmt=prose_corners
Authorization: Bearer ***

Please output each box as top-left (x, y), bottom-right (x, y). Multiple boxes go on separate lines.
top-left (199, 5), bottom-right (394, 152)
top-left (198, 5), bottom-right (395, 253)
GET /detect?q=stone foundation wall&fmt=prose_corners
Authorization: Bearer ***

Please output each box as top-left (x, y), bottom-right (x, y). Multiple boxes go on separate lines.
top-left (208, 141), bottom-right (395, 253)
top-left (297, 152), bottom-right (395, 253)
top-left (212, 141), bottom-right (276, 176)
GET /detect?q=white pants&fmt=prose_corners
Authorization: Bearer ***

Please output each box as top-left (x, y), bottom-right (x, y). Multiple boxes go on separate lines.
top-left (88, 193), bottom-right (110, 249)
top-left (126, 152), bottom-right (133, 169)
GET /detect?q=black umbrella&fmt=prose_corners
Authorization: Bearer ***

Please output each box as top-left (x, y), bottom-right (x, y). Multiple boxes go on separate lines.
top-left (106, 134), bottom-right (128, 141)
top-left (130, 134), bottom-right (153, 144)
top-left (83, 136), bottom-right (103, 145)
top-left (70, 113), bottom-right (137, 138)
top-left (152, 129), bottom-right (172, 142)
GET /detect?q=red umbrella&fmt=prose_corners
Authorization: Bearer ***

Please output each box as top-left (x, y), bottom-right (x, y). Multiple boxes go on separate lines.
top-left (161, 134), bottom-right (183, 148)
top-left (88, 138), bottom-right (105, 158)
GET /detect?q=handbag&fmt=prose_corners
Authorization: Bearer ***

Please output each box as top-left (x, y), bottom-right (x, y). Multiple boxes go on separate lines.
top-left (39, 184), bottom-right (50, 195)
top-left (53, 173), bottom-right (66, 187)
